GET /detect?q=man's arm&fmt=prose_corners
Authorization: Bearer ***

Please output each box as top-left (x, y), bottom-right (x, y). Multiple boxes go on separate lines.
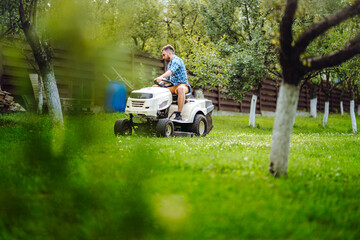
top-left (155, 70), bottom-right (173, 82)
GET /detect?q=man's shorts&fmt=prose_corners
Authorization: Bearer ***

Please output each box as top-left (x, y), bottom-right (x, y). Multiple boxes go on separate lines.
top-left (168, 84), bottom-right (189, 95)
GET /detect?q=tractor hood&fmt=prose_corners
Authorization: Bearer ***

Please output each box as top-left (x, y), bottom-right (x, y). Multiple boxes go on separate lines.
top-left (126, 87), bottom-right (172, 117)
top-left (130, 87), bottom-right (171, 99)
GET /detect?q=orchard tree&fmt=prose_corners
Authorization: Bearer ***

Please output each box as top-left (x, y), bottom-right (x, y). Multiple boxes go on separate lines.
top-left (305, 9), bottom-right (356, 123)
top-left (129, 0), bottom-right (163, 52)
top-left (183, 37), bottom-right (232, 91)
top-left (0, 0), bottom-right (65, 123)
top-left (307, 81), bottom-right (320, 118)
top-left (201, 0), bottom-right (270, 127)
top-left (19, 0), bottom-right (63, 124)
top-left (294, 0), bottom-right (348, 120)
top-left (162, 0), bottom-right (205, 55)
top-left (335, 56), bottom-right (360, 133)
top-left (168, 0), bottom-right (203, 37)
top-left (201, 0), bottom-right (243, 44)
top-left (338, 81), bottom-right (346, 116)
top-left (225, 45), bottom-right (268, 127)
top-left (298, 72), bottom-right (321, 118)
top-left (319, 70), bottom-right (342, 127)
top-left (269, 0), bottom-right (360, 177)
top-left (301, 38), bottom-right (327, 119)
top-left (88, 0), bottom-right (134, 44)
top-left (201, 0), bottom-right (266, 44)
top-left (0, 1), bottom-right (46, 112)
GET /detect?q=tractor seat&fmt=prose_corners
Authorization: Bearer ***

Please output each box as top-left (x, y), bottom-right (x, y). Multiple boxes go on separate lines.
top-left (172, 86), bottom-right (193, 102)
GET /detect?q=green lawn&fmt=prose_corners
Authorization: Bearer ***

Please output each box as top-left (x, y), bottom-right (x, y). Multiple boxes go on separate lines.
top-left (0, 113), bottom-right (359, 239)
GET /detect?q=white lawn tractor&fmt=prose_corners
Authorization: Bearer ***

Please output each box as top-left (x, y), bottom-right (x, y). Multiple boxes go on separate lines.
top-left (114, 79), bottom-right (214, 137)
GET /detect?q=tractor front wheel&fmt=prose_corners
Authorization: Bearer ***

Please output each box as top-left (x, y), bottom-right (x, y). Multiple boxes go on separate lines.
top-left (114, 119), bottom-right (132, 136)
top-left (156, 119), bottom-right (174, 137)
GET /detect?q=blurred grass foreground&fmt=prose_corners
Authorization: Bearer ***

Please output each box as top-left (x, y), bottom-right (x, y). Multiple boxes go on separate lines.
top-left (0, 113), bottom-right (359, 239)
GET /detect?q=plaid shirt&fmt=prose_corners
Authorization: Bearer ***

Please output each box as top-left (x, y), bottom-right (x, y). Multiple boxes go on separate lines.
top-left (167, 55), bottom-right (190, 88)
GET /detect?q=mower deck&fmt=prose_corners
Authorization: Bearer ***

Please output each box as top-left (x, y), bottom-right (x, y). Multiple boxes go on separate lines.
top-left (173, 131), bottom-right (195, 137)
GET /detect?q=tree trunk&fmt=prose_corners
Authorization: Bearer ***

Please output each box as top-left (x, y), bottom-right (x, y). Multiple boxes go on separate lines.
top-left (357, 104), bottom-right (360, 116)
top-left (350, 100), bottom-right (357, 133)
top-left (249, 94), bottom-right (257, 128)
top-left (0, 44), bottom-right (3, 91)
top-left (310, 97), bottom-right (317, 118)
top-left (37, 74), bottom-right (43, 114)
top-left (322, 101), bottom-right (329, 127)
top-left (340, 101), bottom-right (344, 116)
top-left (19, 5), bottom-right (63, 124)
top-left (269, 83), bottom-right (300, 177)
top-left (41, 66), bottom-right (62, 122)
top-left (273, 0), bottom-right (360, 178)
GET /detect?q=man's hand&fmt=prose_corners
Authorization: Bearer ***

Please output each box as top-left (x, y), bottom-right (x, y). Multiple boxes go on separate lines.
top-left (154, 77), bottom-right (163, 83)
top-left (155, 70), bottom-right (172, 83)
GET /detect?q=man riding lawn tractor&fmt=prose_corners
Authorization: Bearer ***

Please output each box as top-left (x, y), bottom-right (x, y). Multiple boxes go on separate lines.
top-left (114, 45), bottom-right (214, 137)
top-left (154, 44), bottom-right (191, 121)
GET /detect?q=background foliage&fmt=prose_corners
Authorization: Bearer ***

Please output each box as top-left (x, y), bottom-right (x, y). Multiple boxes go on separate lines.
top-left (1, 0), bottom-right (360, 101)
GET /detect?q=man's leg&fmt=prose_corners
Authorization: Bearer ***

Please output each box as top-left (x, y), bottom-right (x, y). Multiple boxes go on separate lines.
top-left (175, 84), bottom-right (189, 112)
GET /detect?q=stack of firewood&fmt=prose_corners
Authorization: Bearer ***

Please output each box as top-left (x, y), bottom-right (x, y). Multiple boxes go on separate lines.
top-left (0, 89), bottom-right (26, 113)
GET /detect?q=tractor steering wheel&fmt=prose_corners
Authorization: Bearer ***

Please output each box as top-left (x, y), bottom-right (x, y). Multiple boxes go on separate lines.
top-left (154, 78), bottom-right (174, 88)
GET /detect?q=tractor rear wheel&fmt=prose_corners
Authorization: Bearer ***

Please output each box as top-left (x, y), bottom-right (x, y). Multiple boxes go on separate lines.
top-left (192, 114), bottom-right (207, 137)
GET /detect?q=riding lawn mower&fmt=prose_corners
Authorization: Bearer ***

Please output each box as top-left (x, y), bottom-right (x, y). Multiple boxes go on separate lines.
top-left (114, 79), bottom-right (214, 137)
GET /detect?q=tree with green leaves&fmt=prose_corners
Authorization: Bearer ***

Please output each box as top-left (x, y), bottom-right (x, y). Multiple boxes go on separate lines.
top-left (298, 72), bottom-right (320, 118)
top-left (182, 37), bottom-right (231, 90)
top-left (201, 0), bottom-right (270, 127)
top-left (335, 56), bottom-right (360, 133)
top-left (161, 0), bottom-right (205, 55)
top-left (224, 44), bottom-right (268, 127)
top-left (304, 5), bottom-right (354, 123)
top-left (319, 69), bottom-right (343, 127)
top-left (129, 0), bottom-right (164, 52)
top-left (269, 0), bottom-right (360, 177)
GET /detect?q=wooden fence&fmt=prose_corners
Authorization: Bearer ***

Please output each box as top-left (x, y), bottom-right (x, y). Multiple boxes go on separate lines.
top-left (203, 78), bottom-right (359, 114)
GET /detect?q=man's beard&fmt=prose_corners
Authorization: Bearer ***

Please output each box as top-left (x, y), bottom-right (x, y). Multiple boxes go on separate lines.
top-left (166, 54), bottom-right (171, 61)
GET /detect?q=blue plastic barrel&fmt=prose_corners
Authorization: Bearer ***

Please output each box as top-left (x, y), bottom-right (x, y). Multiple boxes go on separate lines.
top-left (104, 81), bottom-right (127, 112)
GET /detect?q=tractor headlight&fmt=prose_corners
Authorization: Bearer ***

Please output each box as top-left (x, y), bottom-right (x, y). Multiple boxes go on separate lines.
top-left (159, 100), bottom-right (168, 109)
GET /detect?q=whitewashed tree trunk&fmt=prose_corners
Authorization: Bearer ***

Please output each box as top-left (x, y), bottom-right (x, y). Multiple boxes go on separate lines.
top-left (42, 69), bottom-right (63, 124)
top-left (19, 3), bottom-right (63, 125)
top-left (249, 94), bottom-right (257, 128)
top-left (37, 74), bottom-right (43, 114)
top-left (269, 83), bottom-right (300, 177)
top-left (340, 101), bottom-right (344, 116)
top-left (350, 100), bottom-right (357, 133)
top-left (357, 104), bottom-right (360, 116)
top-left (322, 101), bottom-right (329, 127)
top-left (310, 97), bottom-right (317, 118)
